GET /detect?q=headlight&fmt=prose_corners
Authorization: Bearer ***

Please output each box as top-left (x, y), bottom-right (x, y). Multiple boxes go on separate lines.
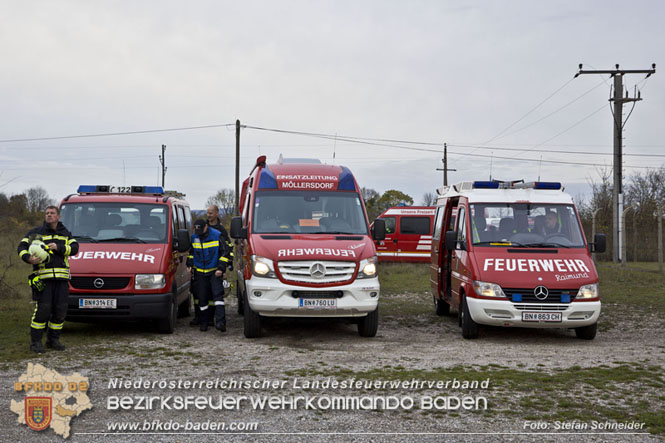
top-left (357, 256), bottom-right (378, 279)
top-left (576, 283), bottom-right (598, 299)
top-left (251, 255), bottom-right (277, 278)
top-left (473, 280), bottom-right (506, 298)
top-left (135, 274), bottom-right (166, 290)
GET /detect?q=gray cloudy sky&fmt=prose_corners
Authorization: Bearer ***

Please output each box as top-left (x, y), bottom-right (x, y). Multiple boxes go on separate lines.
top-left (1, 1), bottom-right (663, 209)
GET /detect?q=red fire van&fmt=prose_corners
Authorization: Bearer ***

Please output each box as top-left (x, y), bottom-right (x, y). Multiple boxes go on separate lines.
top-left (430, 181), bottom-right (606, 339)
top-left (230, 156), bottom-right (386, 338)
top-left (374, 206), bottom-right (435, 263)
top-left (59, 185), bottom-right (193, 333)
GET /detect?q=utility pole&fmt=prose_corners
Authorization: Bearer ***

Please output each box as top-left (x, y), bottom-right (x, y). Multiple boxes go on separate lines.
top-left (235, 120), bottom-right (241, 215)
top-left (575, 63), bottom-right (656, 263)
top-left (159, 144), bottom-right (167, 188)
top-left (435, 143), bottom-right (457, 186)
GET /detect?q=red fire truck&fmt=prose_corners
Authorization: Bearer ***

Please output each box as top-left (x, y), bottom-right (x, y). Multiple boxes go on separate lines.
top-left (430, 180), bottom-right (605, 339)
top-left (59, 185), bottom-right (192, 333)
top-left (374, 206), bottom-right (435, 263)
top-left (230, 156), bottom-right (386, 338)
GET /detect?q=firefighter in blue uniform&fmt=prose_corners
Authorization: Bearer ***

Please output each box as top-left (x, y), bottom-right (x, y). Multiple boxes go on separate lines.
top-left (186, 219), bottom-right (230, 332)
top-left (17, 206), bottom-right (79, 353)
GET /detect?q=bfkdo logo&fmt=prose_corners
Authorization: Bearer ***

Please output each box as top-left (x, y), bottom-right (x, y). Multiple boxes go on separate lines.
top-left (10, 363), bottom-right (92, 439)
top-left (26, 397), bottom-right (52, 431)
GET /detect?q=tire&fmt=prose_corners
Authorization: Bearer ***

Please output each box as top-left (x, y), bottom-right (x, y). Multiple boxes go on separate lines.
top-left (157, 293), bottom-right (177, 334)
top-left (434, 293), bottom-right (450, 316)
top-left (358, 307), bottom-right (379, 337)
top-left (243, 290), bottom-right (261, 338)
top-left (236, 281), bottom-right (245, 316)
top-left (460, 295), bottom-right (479, 339)
top-left (177, 292), bottom-right (192, 318)
top-left (575, 322), bottom-right (597, 340)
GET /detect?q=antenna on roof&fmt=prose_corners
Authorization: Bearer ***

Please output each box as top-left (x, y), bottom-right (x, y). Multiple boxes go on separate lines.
top-left (489, 152), bottom-right (494, 181)
top-left (333, 133), bottom-right (337, 163)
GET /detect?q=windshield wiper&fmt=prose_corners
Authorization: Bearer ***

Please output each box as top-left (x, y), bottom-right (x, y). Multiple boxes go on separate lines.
top-left (474, 241), bottom-right (526, 247)
top-left (97, 237), bottom-right (146, 243)
top-left (525, 242), bottom-right (571, 248)
top-left (74, 235), bottom-right (98, 243)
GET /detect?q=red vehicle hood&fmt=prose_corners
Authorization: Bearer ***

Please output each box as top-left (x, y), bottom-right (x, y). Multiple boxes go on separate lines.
top-left (69, 244), bottom-right (167, 274)
top-left (471, 248), bottom-right (598, 288)
top-left (250, 234), bottom-right (374, 262)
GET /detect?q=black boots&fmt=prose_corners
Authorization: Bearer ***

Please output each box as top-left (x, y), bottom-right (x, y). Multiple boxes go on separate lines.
top-left (46, 337), bottom-right (66, 351)
top-left (30, 328), bottom-right (45, 354)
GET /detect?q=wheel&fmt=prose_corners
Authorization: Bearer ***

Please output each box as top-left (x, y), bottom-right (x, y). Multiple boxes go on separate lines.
top-left (434, 293), bottom-right (450, 316)
top-left (460, 296), bottom-right (479, 339)
top-left (358, 307), bottom-right (379, 337)
top-left (157, 293), bottom-right (177, 334)
top-left (177, 292), bottom-right (192, 318)
top-left (236, 281), bottom-right (245, 316)
top-left (575, 322), bottom-right (597, 340)
top-left (243, 290), bottom-right (261, 338)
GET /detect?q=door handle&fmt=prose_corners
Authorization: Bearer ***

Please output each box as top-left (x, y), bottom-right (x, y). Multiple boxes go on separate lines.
top-left (393, 239), bottom-right (398, 243)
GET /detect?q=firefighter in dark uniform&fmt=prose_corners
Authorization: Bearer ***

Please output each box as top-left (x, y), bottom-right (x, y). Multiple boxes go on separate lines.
top-left (17, 206), bottom-right (79, 353)
top-left (189, 205), bottom-right (234, 326)
top-left (186, 219), bottom-right (231, 332)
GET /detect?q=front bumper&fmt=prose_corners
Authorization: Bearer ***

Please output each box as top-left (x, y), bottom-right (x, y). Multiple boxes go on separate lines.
top-left (466, 297), bottom-right (600, 328)
top-left (67, 292), bottom-right (172, 322)
top-left (245, 276), bottom-right (380, 317)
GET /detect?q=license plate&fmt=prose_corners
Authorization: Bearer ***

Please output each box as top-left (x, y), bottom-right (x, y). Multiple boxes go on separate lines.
top-left (522, 311), bottom-right (562, 322)
top-left (299, 298), bottom-right (337, 309)
top-left (79, 298), bottom-right (117, 309)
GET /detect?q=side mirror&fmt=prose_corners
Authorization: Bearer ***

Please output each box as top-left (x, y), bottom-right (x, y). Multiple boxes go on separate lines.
top-left (372, 219), bottom-right (386, 241)
top-left (445, 230), bottom-right (457, 251)
top-left (592, 233), bottom-right (606, 253)
top-left (230, 216), bottom-right (247, 239)
top-left (175, 229), bottom-right (191, 253)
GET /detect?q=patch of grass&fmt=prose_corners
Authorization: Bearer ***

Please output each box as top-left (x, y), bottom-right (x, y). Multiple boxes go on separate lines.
top-left (377, 263), bottom-right (431, 294)
top-left (597, 262), bottom-right (665, 312)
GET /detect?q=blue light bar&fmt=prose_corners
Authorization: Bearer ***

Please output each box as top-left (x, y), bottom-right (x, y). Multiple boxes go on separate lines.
top-left (258, 167), bottom-right (278, 189)
top-left (338, 167), bottom-right (356, 191)
top-left (534, 182), bottom-right (562, 190)
top-left (77, 185), bottom-right (110, 193)
top-left (472, 181), bottom-right (500, 189)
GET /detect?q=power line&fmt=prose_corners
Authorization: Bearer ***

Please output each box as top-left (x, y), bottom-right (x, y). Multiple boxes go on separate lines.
top-left (0, 123), bottom-right (235, 143)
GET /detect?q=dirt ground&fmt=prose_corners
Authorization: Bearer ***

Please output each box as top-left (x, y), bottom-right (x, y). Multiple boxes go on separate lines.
top-left (2, 293), bottom-right (664, 442)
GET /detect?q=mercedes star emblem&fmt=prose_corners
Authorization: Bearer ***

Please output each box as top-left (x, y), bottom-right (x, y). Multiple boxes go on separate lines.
top-left (309, 263), bottom-right (326, 279)
top-left (534, 285), bottom-right (549, 300)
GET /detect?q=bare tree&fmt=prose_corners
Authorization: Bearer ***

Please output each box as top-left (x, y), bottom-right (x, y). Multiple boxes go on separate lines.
top-left (26, 187), bottom-right (54, 212)
top-left (422, 192), bottom-right (436, 206)
top-left (206, 189), bottom-right (235, 222)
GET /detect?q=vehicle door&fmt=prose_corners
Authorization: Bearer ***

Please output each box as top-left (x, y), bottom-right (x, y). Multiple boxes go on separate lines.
top-left (172, 205), bottom-right (189, 299)
top-left (430, 207), bottom-right (445, 296)
top-left (450, 203), bottom-right (468, 307)
top-left (399, 215), bottom-right (432, 262)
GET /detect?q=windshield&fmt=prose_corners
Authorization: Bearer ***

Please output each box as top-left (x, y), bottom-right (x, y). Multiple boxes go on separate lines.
top-left (60, 202), bottom-right (168, 243)
top-left (252, 190), bottom-right (368, 235)
top-left (470, 203), bottom-right (585, 248)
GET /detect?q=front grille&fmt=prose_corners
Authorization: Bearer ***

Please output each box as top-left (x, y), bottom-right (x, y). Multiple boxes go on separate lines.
top-left (70, 277), bottom-right (130, 290)
top-left (291, 291), bottom-right (344, 299)
top-left (513, 304), bottom-right (569, 311)
top-left (278, 261), bottom-right (356, 284)
top-left (504, 288), bottom-right (576, 304)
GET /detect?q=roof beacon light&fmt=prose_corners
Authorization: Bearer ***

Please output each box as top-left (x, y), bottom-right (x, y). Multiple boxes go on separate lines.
top-left (472, 181), bottom-right (500, 189)
top-left (533, 182), bottom-right (562, 190)
top-left (77, 185), bottom-right (164, 194)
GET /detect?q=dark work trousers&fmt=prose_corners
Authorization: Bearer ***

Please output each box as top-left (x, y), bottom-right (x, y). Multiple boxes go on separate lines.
top-left (192, 276), bottom-right (215, 324)
top-left (30, 280), bottom-right (68, 342)
top-left (195, 272), bottom-right (225, 328)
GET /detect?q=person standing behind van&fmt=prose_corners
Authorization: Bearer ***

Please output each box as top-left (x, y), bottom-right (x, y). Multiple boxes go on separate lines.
top-left (186, 220), bottom-right (230, 332)
top-left (17, 206), bottom-right (79, 353)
